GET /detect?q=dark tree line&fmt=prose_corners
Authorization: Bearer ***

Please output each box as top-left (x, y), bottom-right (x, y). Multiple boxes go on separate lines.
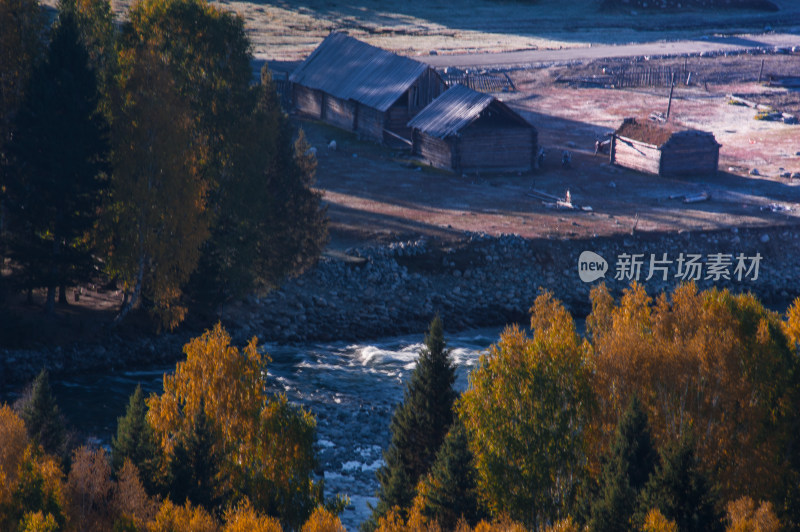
top-left (0, 0), bottom-right (327, 329)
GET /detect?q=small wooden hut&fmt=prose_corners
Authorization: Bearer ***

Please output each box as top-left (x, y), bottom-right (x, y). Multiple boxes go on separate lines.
top-left (610, 118), bottom-right (720, 177)
top-left (290, 32), bottom-right (445, 144)
top-left (407, 84), bottom-right (538, 173)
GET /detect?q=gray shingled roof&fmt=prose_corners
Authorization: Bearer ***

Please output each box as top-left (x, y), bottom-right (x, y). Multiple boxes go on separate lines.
top-left (407, 84), bottom-right (528, 139)
top-left (290, 32), bottom-right (430, 113)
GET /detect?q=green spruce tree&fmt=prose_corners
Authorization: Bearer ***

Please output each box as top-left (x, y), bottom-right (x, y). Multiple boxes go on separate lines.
top-left (370, 315), bottom-right (457, 525)
top-left (422, 417), bottom-right (482, 529)
top-left (5, 7), bottom-right (108, 312)
top-left (19, 369), bottom-right (66, 457)
top-left (168, 401), bottom-right (226, 514)
top-left (589, 394), bottom-right (658, 531)
top-left (638, 431), bottom-right (723, 532)
top-left (111, 384), bottom-right (161, 494)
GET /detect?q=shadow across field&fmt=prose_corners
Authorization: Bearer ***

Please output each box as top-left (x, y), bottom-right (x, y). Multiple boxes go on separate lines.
top-left (260, 0), bottom-right (800, 49)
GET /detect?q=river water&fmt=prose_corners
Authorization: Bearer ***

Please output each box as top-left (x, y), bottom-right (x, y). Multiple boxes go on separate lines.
top-left (5, 327), bottom-right (504, 530)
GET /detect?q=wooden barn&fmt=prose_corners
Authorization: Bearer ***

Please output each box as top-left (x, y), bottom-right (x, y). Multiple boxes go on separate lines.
top-left (407, 84), bottom-right (538, 173)
top-left (290, 32), bottom-right (445, 144)
top-left (610, 118), bottom-right (720, 177)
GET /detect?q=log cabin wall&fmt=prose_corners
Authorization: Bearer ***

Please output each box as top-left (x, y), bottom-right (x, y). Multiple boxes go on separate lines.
top-left (458, 125), bottom-right (535, 172)
top-left (611, 135), bottom-right (663, 175)
top-left (659, 135), bottom-right (720, 176)
top-left (355, 104), bottom-right (385, 142)
top-left (412, 130), bottom-right (455, 171)
top-left (386, 101), bottom-right (412, 140)
top-left (322, 94), bottom-right (357, 131)
top-left (408, 69), bottom-right (447, 114)
top-left (294, 85), bottom-right (323, 119)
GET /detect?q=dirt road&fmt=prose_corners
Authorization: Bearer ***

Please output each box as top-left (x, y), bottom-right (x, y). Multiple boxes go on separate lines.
top-left (420, 33), bottom-right (800, 68)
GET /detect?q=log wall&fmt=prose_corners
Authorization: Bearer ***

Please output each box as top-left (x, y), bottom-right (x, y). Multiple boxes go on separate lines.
top-left (294, 85), bottom-right (323, 118)
top-left (408, 69), bottom-right (447, 114)
top-left (458, 126), bottom-right (535, 172)
top-left (356, 105), bottom-right (385, 142)
top-left (612, 134), bottom-right (719, 177)
top-left (611, 135), bottom-right (662, 175)
top-left (386, 103), bottom-right (412, 137)
top-left (659, 139), bottom-right (719, 176)
top-left (413, 131), bottom-right (455, 171)
top-left (322, 94), bottom-right (356, 131)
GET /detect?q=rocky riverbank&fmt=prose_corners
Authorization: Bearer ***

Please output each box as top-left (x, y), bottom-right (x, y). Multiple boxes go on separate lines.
top-left (227, 223), bottom-right (800, 344)
top-left (3, 224), bottom-right (799, 386)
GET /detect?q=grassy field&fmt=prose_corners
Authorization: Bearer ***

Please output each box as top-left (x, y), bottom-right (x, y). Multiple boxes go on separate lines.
top-left (211, 0), bottom-right (800, 61)
top-left (68, 0), bottom-right (800, 61)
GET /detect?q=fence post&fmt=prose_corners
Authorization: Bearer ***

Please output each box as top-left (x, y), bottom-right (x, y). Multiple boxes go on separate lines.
top-left (667, 72), bottom-right (676, 119)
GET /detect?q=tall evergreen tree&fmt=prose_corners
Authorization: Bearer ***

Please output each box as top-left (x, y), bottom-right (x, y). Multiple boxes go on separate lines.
top-left (168, 401), bottom-right (226, 514)
top-left (59, 0), bottom-right (117, 105)
top-left (590, 394), bottom-right (658, 531)
top-left (111, 384), bottom-right (161, 495)
top-left (638, 432), bottom-right (723, 532)
top-left (370, 316), bottom-right (457, 524)
top-left (5, 7), bottom-right (108, 312)
top-left (421, 417), bottom-right (482, 529)
top-left (0, 0), bottom-right (46, 302)
top-left (19, 369), bottom-right (66, 456)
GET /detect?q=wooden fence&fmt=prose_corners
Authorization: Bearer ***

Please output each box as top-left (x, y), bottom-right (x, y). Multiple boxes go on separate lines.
top-left (612, 67), bottom-right (689, 88)
top-left (442, 72), bottom-right (515, 93)
top-left (271, 71), bottom-right (293, 109)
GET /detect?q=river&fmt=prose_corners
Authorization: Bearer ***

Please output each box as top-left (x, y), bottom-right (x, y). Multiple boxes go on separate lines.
top-left (3, 327), bottom-right (504, 530)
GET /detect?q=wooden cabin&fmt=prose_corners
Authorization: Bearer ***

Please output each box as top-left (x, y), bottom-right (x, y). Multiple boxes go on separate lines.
top-left (407, 84), bottom-right (538, 173)
top-left (290, 32), bottom-right (445, 144)
top-left (610, 118), bottom-right (720, 177)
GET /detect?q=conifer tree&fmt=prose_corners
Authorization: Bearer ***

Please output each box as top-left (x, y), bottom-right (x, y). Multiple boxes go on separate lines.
top-left (168, 401), bottom-right (226, 514)
top-left (19, 369), bottom-right (66, 457)
top-left (421, 418), bottom-right (482, 529)
top-left (371, 316), bottom-right (457, 523)
top-left (589, 394), bottom-right (658, 531)
top-left (0, 0), bottom-right (46, 300)
top-left (111, 384), bottom-right (161, 495)
top-left (638, 432), bottom-right (723, 532)
top-left (5, 7), bottom-right (108, 312)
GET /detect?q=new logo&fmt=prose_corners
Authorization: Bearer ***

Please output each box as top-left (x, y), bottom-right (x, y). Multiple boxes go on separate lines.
top-left (578, 251), bottom-right (608, 283)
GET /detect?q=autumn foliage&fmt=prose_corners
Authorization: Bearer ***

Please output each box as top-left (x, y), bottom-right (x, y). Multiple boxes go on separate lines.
top-left (0, 325), bottom-right (337, 532)
top-left (588, 282), bottom-right (800, 511)
top-left (146, 323), bottom-right (319, 527)
top-left (459, 291), bottom-right (593, 529)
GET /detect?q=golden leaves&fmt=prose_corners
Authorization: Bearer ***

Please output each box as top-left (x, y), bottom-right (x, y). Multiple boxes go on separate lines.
top-left (222, 499), bottom-right (282, 532)
top-left (146, 323), bottom-right (318, 526)
top-left (460, 295), bottom-right (592, 528)
top-left (725, 496), bottom-right (780, 532)
top-left (589, 283), bottom-right (796, 502)
top-left (642, 509), bottom-right (678, 532)
top-left (147, 323), bottom-right (264, 458)
top-left (299, 507), bottom-right (346, 532)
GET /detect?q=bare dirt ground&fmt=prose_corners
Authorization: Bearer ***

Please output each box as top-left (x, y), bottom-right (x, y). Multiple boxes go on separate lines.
top-left (302, 53), bottom-right (800, 251)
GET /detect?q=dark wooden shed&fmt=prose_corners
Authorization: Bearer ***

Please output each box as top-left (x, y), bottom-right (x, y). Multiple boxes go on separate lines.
top-left (407, 84), bottom-right (538, 173)
top-left (610, 118), bottom-right (720, 177)
top-left (290, 32), bottom-right (445, 144)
